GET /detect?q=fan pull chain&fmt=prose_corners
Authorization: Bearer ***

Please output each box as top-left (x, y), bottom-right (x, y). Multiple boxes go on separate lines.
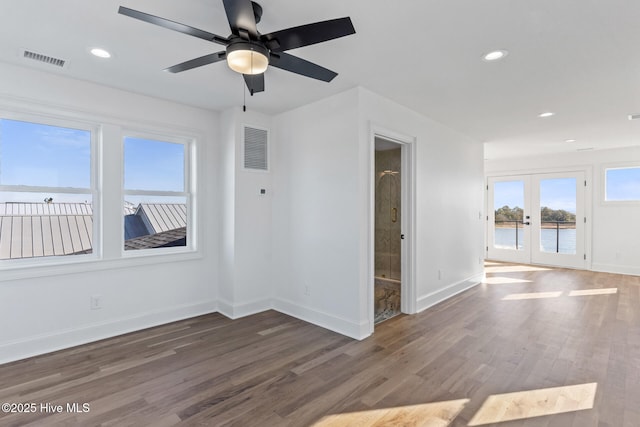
top-left (243, 76), bottom-right (246, 112)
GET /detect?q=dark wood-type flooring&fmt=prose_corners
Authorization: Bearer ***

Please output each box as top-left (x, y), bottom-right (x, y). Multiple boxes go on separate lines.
top-left (1, 262), bottom-right (639, 426)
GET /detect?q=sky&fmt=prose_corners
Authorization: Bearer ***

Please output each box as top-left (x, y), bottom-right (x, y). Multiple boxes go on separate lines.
top-left (493, 178), bottom-right (577, 213)
top-left (0, 118), bottom-right (185, 203)
top-left (494, 169), bottom-right (640, 212)
top-left (0, 118), bottom-right (91, 189)
top-left (607, 167), bottom-right (640, 200)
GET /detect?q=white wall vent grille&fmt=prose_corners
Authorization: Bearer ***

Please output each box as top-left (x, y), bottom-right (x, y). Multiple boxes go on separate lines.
top-left (22, 49), bottom-right (66, 68)
top-left (244, 126), bottom-right (268, 171)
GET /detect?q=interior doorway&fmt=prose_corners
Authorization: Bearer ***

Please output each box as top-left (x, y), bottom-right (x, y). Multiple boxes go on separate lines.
top-left (487, 171), bottom-right (587, 269)
top-left (374, 137), bottom-right (402, 323)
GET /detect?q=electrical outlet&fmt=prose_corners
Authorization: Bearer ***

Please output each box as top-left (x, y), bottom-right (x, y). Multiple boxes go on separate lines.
top-left (304, 285), bottom-right (310, 296)
top-left (438, 270), bottom-right (442, 280)
top-left (90, 295), bottom-right (102, 310)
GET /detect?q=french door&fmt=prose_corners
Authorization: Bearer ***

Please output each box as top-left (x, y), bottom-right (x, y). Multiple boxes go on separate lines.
top-left (487, 172), bottom-right (586, 269)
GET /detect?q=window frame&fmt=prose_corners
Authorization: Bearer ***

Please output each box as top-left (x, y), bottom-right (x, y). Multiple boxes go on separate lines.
top-left (602, 162), bottom-right (640, 206)
top-left (0, 111), bottom-right (101, 266)
top-left (121, 129), bottom-right (196, 257)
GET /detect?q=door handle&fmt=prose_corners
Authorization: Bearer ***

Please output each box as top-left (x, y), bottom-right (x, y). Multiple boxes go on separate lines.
top-left (523, 222), bottom-right (530, 225)
top-left (400, 234), bottom-right (405, 240)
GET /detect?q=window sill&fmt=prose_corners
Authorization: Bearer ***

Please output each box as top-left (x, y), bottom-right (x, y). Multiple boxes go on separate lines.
top-left (0, 250), bottom-right (202, 282)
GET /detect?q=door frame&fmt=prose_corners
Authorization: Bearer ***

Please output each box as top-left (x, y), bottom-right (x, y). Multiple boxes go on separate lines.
top-left (485, 166), bottom-right (592, 270)
top-left (368, 125), bottom-right (416, 334)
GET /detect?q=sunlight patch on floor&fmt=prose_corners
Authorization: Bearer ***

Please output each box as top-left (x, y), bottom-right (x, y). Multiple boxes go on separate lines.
top-left (503, 288), bottom-right (619, 300)
top-left (313, 399), bottom-right (469, 427)
top-left (569, 288), bottom-right (618, 296)
top-left (468, 383), bottom-right (597, 426)
top-left (483, 276), bottom-right (532, 285)
top-left (502, 291), bottom-right (563, 300)
top-left (485, 265), bottom-right (552, 274)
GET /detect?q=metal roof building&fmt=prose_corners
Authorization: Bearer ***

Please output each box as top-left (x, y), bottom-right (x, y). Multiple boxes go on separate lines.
top-left (0, 202), bottom-right (187, 260)
top-left (0, 203), bottom-right (93, 260)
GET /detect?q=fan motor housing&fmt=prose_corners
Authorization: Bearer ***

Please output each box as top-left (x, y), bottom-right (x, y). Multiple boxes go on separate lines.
top-left (226, 40), bottom-right (270, 60)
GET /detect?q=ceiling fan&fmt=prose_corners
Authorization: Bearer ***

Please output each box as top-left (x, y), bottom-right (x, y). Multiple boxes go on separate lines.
top-left (118, 0), bottom-right (356, 95)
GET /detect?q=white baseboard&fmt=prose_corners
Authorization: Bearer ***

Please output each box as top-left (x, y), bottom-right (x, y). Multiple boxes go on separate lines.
top-left (216, 297), bottom-right (272, 319)
top-left (417, 273), bottom-right (483, 313)
top-left (591, 263), bottom-right (640, 277)
top-left (273, 297), bottom-right (370, 340)
top-left (0, 301), bottom-right (218, 365)
top-left (2, 274), bottom-right (488, 365)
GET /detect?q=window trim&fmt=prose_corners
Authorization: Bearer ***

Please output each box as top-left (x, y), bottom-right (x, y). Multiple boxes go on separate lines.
top-left (121, 130), bottom-right (196, 257)
top-left (0, 112), bottom-right (101, 265)
top-left (602, 162), bottom-right (640, 206)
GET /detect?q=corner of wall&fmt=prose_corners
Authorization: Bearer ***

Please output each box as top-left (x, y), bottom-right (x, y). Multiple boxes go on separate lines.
top-left (273, 297), bottom-right (370, 340)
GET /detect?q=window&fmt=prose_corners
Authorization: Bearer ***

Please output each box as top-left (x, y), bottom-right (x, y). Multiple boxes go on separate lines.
top-left (0, 117), bottom-right (95, 261)
top-left (123, 135), bottom-right (191, 252)
top-left (605, 166), bottom-right (640, 201)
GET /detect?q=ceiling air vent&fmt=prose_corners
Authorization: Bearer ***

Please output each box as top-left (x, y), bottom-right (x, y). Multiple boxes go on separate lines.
top-left (21, 49), bottom-right (66, 68)
top-left (244, 126), bottom-right (268, 171)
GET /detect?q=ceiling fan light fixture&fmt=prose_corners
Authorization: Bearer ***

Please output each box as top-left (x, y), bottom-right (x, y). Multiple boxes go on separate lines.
top-left (226, 42), bottom-right (269, 75)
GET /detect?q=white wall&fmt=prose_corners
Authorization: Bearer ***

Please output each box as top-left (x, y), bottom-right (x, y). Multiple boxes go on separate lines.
top-left (0, 63), bottom-right (219, 364)
top-left (358, 88), bottom-right (485, 315)
top-left (272, 89), bottom-right (365, 337)
top-left (272, 87), bottom-right (485, 339)
top-left (218, 107), bottom-right (274, 318)
top-left (0, 63), bottom-right (487, 362)
top-left (485, 145), bottom-right (640, 275)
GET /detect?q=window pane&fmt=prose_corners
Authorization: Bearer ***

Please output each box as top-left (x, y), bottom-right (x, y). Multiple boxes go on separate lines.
top-left (124, 137), bottom-right (184, 192)
top-left (0, 118), bottom-right (91, 188)
top-left (123, 196), bottom-right (187, 251)
top-left (539, 178), bottom-right (576, 254)
top-left (606, 167), bottom-right (640, 201)
top-left (0, 193), bottom-right (93, 260)
top-left (493, 180), bottom-right (524, 250)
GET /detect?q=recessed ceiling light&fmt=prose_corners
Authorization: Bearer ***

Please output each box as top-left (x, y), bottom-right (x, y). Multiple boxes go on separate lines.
top-left (538, 112), bottom-right (555, 118)
top-left (483, 50), bottom-right (508, 61)
top-left (565, 139), bottom-right (576, 143)
top-left (90, 48), bottom-right (111, 58)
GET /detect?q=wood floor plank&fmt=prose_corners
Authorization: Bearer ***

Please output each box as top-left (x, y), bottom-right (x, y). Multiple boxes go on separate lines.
top-left (1, 263), bottom-right (639, 426)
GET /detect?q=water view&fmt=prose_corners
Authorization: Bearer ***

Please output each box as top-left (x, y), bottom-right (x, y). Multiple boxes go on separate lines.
top-left (494, 227), bottom-right (576, 254)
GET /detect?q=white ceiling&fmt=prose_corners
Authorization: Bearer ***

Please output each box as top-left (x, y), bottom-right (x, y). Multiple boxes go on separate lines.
top-left (1, 0), bottom-right (640, 159)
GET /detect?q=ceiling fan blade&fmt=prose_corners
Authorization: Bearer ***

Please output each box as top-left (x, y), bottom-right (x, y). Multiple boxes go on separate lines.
top-left (164, 52), bottom-right (227, 73)
top-left (118, 6), bottom-right (229, 45)
top-left (243, 73), bottom-right (265, 95)
top-left (261, 17), bottom-right (355, 52)
top-left (222, 0), bottom-right (259, 40)
top-left (269, 52), bottom-right (337, 82)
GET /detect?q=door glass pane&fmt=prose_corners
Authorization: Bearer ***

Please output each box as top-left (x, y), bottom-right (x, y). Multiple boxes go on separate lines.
top-left (539, 178), bottom-right (576, 254)
top-left (493, 181), bottom-right (524, 250)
